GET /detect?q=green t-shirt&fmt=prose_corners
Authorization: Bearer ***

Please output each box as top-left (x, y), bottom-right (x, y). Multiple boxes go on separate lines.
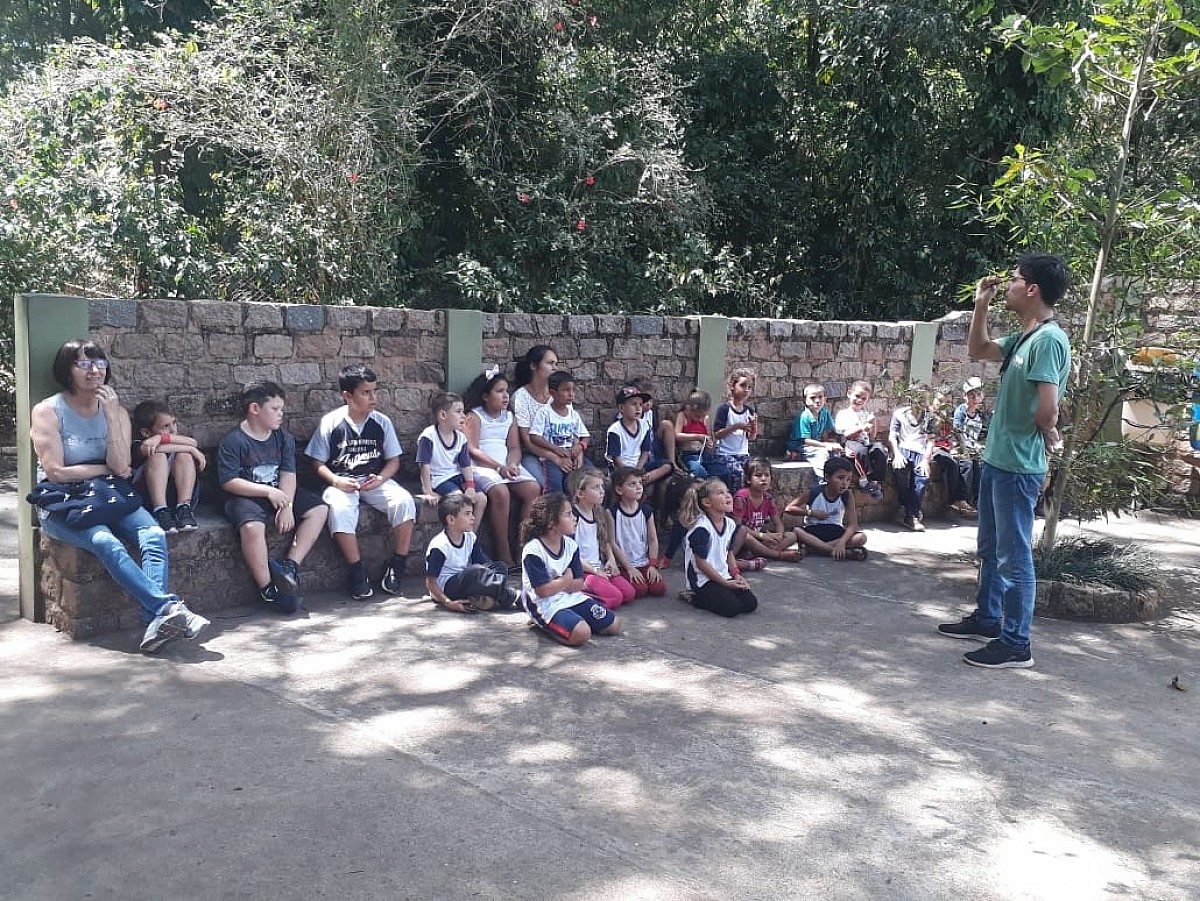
top-left (983, 322), bottom-right (1071, 475)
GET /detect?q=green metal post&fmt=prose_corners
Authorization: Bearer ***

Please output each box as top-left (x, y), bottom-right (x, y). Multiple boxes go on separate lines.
top-left (697, 316), bottom-right (729, 408)
top-left (445, 309), bottom-right (483, 395)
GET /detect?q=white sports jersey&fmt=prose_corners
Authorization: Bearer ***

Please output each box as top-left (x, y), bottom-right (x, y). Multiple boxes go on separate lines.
top-left (572, 506), bottom-right (603, 567)
top-left (611, 503), bottom-right (653, 568)
top-left (805, 484), bottom-right (849, 527)
top-left (521, 535), bottom-right (588, 620)
top-left (415, 426), bottom-right (472, 488)
top-left (605, 418), bottom-right (651, 467)
top-left (425, 529), bottom-right (488, 588)
top-left (714, 402), bottom-right (755, 456)
top-left (531, 404), bottom-right (589, 449)
top-left (834, 407), bottom-right (873, 440)
top-left (684, 513), bottom-right (736, 590)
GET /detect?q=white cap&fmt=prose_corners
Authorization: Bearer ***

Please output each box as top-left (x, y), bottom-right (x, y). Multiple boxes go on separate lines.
top-left (963, 376), bottom-right (983, 393)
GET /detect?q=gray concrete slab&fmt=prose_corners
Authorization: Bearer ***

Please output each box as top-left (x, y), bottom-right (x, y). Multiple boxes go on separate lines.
top-left (1, 468), bottom-right (1198, 900)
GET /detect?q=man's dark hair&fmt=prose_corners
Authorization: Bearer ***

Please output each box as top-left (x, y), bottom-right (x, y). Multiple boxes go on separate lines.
top-left (242, 380), bottom-right (286, 412)
top-left (339, 365), bottom-right (378, 394)
top-left (1017, 253), bottom-right (1071, 305)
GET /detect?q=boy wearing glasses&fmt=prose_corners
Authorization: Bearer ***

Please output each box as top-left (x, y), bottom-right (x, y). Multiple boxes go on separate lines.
top-left (131, 400), bottom-right (207, 533)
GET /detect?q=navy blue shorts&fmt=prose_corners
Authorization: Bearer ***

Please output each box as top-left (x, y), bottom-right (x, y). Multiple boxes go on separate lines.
top-left (531, 599), bottom-right (616, 641)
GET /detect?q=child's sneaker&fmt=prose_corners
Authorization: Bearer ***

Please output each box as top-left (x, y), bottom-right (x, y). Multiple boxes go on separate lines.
top-left (380, 558), bottom-right (404, 594)
top-left (863, 481), bottom-right (884, 501)
top-left (901, 515), bottom-right (926, 532)
top-left (348, 561), bottom-right (373, 601)
top-left (269, 558), bottom-right (299, 595)
top-left (139, 602), bottom-right (189, 653)
top-left (153, 506), bottom-right (178, 534)
top-left (260, 577), bottom-right (299, 614)
top-left (174, 503), bottom-right (199, 531)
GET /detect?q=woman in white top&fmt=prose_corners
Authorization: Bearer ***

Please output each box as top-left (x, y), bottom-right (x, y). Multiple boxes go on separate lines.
top-left (463, 367), bottom-right (541, 570)
top-left (510, 344), bottom-right (559, 489)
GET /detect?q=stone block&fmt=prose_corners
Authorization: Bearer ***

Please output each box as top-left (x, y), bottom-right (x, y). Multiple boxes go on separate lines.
top-left (136, 362), bottom-right (185, 390)
top-left (207, 333), bottom-right (247, 361)
top-left (243, 303), bottom-right (284, 331)
top-left (572, 361), bottom-right (598, 381)
top-left (860, 342), bottom-right (884, 364)
top-left (113, 333), bottom-right (160, 359)
top-left (166, 393), bottom-right (206, 419)
top-left (579, 338), bottom-right (609, 359)
top-left (393, 388), bottom-right (430, 412)
top-left (553, 337), bottom-right (579, 361)
top-left (630, 315), bottom-right (663, 336)
top-left (769, 320), bottom-right (793, 339)
top-left (304, 389), bottom-right (343, 415)
top-left (191, 300), bottom-right (242, 331)
top-left (232, 364), bottom-right (280, 385)
top-left (885, 343), bottom-right (910, 361)
top-left (655, 359), bottom-right (682, 377)
top-left (405, 309), bottom-right (442, 333)
top-left (790, 362), bottom-right (814, 378)
top-left (255, 334), bottom-right (295, 360)
top-left (372, 308), bottom-right (407, 333)
top-left (482, 338), bottom-right (512, 364)
top-left (328, 306), bottom-right (370, 331)
top-left (502, 313), bottom-right (534, 336)
top-left (295, 333), bottom-right (341, 361)
top-left (809, 342), bottom-right (835, 361)
top-left (612, 339), bottom-right (649, 360)
top-left (280, 362), bottom-right (323, 386)
top-left (759, 362), bottom-right (788, 378)
top-left (404, 361), bottom-right (445, 385)
top-left (340, 336), bottom-right (376, 358)
top-left (568, 315), bottom-right (595, 335)
top-left (285, 305), bottom-right (326, 332)
top-left (480, 313), bottom-right (499, 334)
top-left (846, 323), bottom-right (876, 338)
top-left (377, 336), bottom-right (424, 359)
top-left (876, 324), bottom-right (905, 341)
top-left (665, 317), bottom-right (694, 337)
top-left (162, 334), bottom-right (206, 360)
top-left (535, 315), bottom-right (565, 337)
top-left (674, 339), bottom-right (696, 357)
top-left (89, 298), bottom-right (139, 329)
top-left (779, 341), bottom-right (808, 360)
top-left (138, 299), bottom-right (190, 330)
top-left (596, 315), bottom-right (625, 335)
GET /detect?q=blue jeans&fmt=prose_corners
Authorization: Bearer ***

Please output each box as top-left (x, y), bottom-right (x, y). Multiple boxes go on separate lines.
top-left (893, 449), bottom-right (928, 519)
top-left (40, 506), bottom-right (178, 623)
top-left (520, 453), bottom-right (548, 491)
top-left (974, 463), bottom-right (1043, 650)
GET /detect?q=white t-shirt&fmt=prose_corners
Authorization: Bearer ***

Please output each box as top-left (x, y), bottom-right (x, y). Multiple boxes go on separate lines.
top-left (611, 503), bottom-right (654, 568)
top-left (425, 530), bottom-right (489, 589)
top-left (531, 404), bottom-right (589, 450)
top-left (685, 513), bottom-right (736, 590)
top-left (605, 418), bottom-right (652, 467)
top-left (521, 536), bottom-right (588, 619)
top-left (803, 484), bottom-right (849, 528)
top-left (713, 402), bottom-right (754, 456)
top-left (834, 407), bottom-right (873, 441)
top-left (415, 426), bottom-right (472, 488)
top-left (572, 506), bottom-right (603, 567)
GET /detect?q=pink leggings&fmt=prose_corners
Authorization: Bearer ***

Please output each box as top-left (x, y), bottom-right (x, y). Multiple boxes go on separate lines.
top-left (584, 573), bottom-right (637, 610)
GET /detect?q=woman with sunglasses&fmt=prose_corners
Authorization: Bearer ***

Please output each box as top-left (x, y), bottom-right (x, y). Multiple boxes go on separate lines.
top-left (30, 339), bottom-right (208, 653)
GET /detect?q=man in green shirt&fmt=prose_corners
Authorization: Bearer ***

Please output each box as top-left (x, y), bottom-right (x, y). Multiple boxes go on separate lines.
top-left (938, 253), bottom-right (1072, 668)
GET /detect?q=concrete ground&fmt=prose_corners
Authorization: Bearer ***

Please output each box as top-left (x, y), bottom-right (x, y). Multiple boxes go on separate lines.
top-left (1, 465), bottom-right (1198, 900)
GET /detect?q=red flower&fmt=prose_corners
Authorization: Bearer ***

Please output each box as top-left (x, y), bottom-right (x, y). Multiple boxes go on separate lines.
top-left (576, 219), bottom-right (587, 231)
top-left (520, 193), bottom-right (530, 204)
top-left (348, 173), bottom-right (360, 183)
top-left (554, 20), bottom-right (564, 31)
top-left (588, 15), bottom-right (598, 26)
top-left (8, 199), bottom-right (17, 210)
top-left (585, 175), bottom-right (595, 186)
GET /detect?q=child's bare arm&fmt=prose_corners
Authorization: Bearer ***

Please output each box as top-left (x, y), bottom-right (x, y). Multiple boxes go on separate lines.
top-left (426, 575), bottom-right (475, 613)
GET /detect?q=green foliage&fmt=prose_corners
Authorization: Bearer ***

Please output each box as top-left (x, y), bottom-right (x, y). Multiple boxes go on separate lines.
top-left (1034, 536), bottom-right (1165, 591)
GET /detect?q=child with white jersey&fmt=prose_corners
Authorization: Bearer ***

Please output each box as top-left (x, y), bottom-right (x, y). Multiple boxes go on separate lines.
top-left (608, 466), bottom-right (666, 597)
top-left (785, 456), bottom-right (868, 560)
top-left (529, 370), bottom-right (591, 493)
top-left (416, 392), bottom-right (487, 522)
top-left (567, 469), bottom-right (636, 609)
top-left (425, 492), bottom-right (519, 613)
top-left (520, 492), bottom-right (623, 646)
top-left (463, 366), bottom-right (542, 571)
top-left (680, 478), bottom-right (758, 617)
top-left (711, 368), bottom-right (757, 492)
top-left (834, 379), bottom-right (887, 500)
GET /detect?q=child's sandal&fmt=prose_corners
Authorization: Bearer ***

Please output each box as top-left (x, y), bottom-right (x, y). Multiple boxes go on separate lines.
top-left (738, 556), bottom-right (768, 571)
top-left (846, 547), bottom-right (868, 562)
top-left (775, 548), bottom-right (803, 563)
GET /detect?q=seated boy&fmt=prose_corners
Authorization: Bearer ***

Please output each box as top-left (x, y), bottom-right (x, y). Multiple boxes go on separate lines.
top-left (131, 399), bottom-right (206, 533)
top-left (606, 386), bottom-right (673, 486)
top-left (425, 492), bottom-right (519, 613)
top-left (305, 365), bottom-right (418, 600)
top-left (787, 383), bottom-right (842, 470)
top-left (833, 380), bottom-right (888, 500)
top-left (784, 456), bottom-right (868, 560)
top-left (529, 370), bottom-right (591, 493)
top-left (416, 392), bottom-right (487, 521)
top-left (888, 391), bottom-right (934, 532)
top-left (218, 380), bottom-right (329, 612)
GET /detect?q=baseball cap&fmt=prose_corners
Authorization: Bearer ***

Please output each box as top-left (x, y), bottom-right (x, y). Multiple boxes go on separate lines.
top-left (963, 376), bottom-right (983, 393)
top-left (616, 386), bottom-right (652, 405)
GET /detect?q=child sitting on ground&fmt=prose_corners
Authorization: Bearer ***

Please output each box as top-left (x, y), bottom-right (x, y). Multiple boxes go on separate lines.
top-left (305, 365), bottom-right (418, 600)
top-left (787, 383), bottom-right (842, 471)
top-left (130, 399), bottom-right (206, 533)
top-left (888, 390), bottom-right (934, 532)
top-left (217, 380), bottom-right (329, 613)
top-left (529, 370), bottom-right (591, 493)
top-left (680, 478), bottom-right (758, 617)
top-left (674, 389), bottom-right (713, 478)
top-left (833, 380), bottom-right (888, 500)
top-left (463, 366), bottom-right (542, 571)
top-left (425, 492), bottom-right (519, 613)
top-left (731, 457), bottom-right (804, 566)
top-left (568, 469), bottom-right (636, 610)
top-left (785, 456), bottom-right (869, 560)
top-left (711, 368), bottom-right (758, 492)
top-left (520, 492), bottom-right (623, 646)
top-left (608, 466), bottom-right (667, 598)
top-left (416, 392), bottom-right (487, 522)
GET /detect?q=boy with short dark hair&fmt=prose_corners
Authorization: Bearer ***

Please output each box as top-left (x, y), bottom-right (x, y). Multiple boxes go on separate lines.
top-left (606, 386), bottom-right (673, 485)
top-left (425, 492), bottom-right (518, 613)
top-left (785, 456), bottom-right (868, 560)
top-left (529, 370), bottom-right (591, 493)
top-left (217, 380), bottom-right (329, 612)
top-left (416, 392), bottom-right (487, 521)
top-left (305, 365), bottom-right (418, 600)
top-left (131, 399), bottom-right (206, 533)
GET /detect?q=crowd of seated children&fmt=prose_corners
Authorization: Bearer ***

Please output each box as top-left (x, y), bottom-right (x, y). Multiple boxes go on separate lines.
top-left (462, 366), bottom-right (542, 571)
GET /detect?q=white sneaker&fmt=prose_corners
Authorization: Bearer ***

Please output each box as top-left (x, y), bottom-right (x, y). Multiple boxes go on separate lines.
top-left (176, 601), bottom-right (210, 640)
top-left (140, 603), bottom-right (189, 653)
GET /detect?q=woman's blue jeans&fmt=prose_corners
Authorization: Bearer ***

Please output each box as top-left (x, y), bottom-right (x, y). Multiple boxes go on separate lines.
top-left (39, 506), bottom-right (178, 623)
top-left (974, 463), bottom-right (1044, 650)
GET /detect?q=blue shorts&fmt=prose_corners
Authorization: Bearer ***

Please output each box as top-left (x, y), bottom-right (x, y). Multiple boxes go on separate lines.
top-left (434, 475), bottom-right (467, 495)
top-left (804, 523), bottom-right (846, 543)
top-left (534, 599), bottom-right (616, 641)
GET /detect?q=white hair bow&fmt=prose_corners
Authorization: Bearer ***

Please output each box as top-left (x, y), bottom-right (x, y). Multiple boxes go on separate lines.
top-left (484, 364), bottom-right (501, 380)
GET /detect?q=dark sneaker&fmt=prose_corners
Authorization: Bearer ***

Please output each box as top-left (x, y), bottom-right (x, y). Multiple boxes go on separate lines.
top-left (139, 603), bottom-right (189, 653)
top-left (380, 561), bottom-right (402, 594)
top-left (174, 503), bottom-right (199, 531)
top-left (937, 612), bottom-right (1001, 642)
top-left (964, 639), bottom-right (1034, 669)
top-left (348, 562), bottom-right (373, 600)
top-left (270, 559), bottom-right (299, 595)
top-left (498, 586), bottom-right (520, 609)
top-left (864, 481), bottom-right (884, 501)
top-left (259, 582), bottom-right (280, 606)
top-left (153, 506), bottom-right (178, 534)
top-left (902, 515), bottom-right (925, 532)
